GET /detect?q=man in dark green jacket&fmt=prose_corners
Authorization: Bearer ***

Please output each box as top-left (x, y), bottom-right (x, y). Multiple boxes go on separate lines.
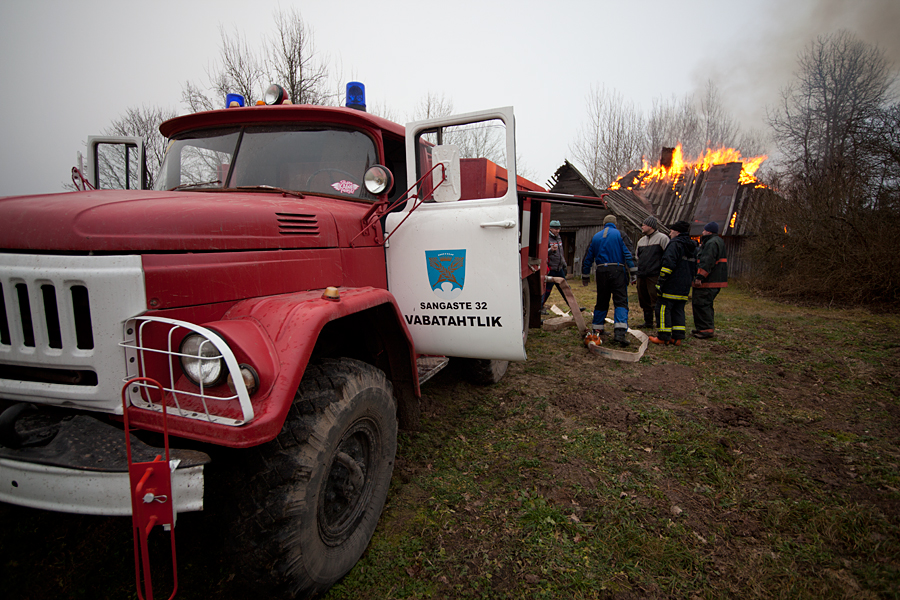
top-left (692, 222), bottom-right (728, 339)
top-left (649, 221), bottom-right (697, 346)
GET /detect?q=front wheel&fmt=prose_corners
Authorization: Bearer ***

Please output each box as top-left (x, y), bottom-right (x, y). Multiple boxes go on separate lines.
top-left (214, 358), bottom-right (397, 598)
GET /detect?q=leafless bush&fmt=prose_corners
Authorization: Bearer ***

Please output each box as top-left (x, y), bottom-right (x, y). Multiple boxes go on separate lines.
top-left (748, 174), bottom-right (900, 305)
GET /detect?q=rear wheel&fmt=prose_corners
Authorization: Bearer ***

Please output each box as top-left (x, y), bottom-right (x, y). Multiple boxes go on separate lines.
top-left (214, 358), bottom-right (397, 598)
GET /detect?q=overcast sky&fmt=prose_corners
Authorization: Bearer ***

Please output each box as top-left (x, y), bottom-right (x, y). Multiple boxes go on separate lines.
top-left (1, 0), bottom-right (897, 197)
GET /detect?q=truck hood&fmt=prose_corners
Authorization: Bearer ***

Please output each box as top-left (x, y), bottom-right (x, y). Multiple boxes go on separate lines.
top-left (0, 189), bottom-right (370, 253)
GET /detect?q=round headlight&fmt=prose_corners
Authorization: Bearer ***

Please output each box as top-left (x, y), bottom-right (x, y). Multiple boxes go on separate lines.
top-left (180, 333), bottom-right (227, 387)
top-left (364, 165), bottom-right (394, 195)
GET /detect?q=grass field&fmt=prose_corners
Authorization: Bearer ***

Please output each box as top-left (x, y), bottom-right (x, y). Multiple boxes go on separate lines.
top-left (2, 282), bottom-right (898, 599)
top-left (323, 282), bottom-right (900, 600)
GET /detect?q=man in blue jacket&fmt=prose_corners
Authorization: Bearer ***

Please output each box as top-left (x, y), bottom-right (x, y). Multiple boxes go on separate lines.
top-left (582, 214), bottom-right (637, 346)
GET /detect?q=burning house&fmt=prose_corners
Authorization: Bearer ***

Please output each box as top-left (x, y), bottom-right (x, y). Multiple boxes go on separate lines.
top-left (547, 145), bottom-right (776, 278)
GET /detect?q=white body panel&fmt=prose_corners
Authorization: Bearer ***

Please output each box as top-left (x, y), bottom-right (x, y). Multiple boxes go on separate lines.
top-left (0, 458), bottom-right (204, 515)
top-left (386, 107), bottom-right (525, 361)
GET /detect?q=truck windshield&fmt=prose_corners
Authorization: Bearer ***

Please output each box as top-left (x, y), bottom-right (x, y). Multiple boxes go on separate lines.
top-left (156, 125), bottom-right (380, 200)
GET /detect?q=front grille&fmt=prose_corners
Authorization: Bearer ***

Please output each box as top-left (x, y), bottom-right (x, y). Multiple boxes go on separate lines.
top-left (0, 363), bottom-right (97, 386)
top-left (0, 254), bottom-right (146, 414)
top-left (0, 282), bottom-right (94, 352)
top-left (276, 212), bottom-right (319, 235)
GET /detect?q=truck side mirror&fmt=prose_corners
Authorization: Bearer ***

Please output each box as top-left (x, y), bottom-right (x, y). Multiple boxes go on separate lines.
top-left (87, 136), bottom-right (147, 190)
top-left (432, 144), bottom-right (461, 203)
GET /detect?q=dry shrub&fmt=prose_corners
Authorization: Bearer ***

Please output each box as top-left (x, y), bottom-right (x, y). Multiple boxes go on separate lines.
top-left (748, 173), bottom-right (900, 306)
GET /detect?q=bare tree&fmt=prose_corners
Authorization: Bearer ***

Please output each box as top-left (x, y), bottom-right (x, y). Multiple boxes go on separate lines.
top-left (410, 92), bottom-right (506, 163)
top-left (643, 83), bottom-right (744, 167)
top-left (366, 100), bottom-right (400, 122)
top-left (182, 10), bottom-right (333, 111)
top-left (753, 30), bottom-right (900, 304)
top-left (412, 91), bottom-right (455, 121)
top-left (866, 101), bottom-right (900, 210)
top-left (700, 80), bottom-right (741, 150)
top-left (448, 122), bottom-right (505, 163)
top-left (268, 8), bottom-right (333, 105)
top-left (570, 85), bottom-right (645, 187)
top-left (769, 30), bottom-right (893, 177)
top-left (102, 105), bottom-right (178, 189)
top-left (645, 94), bottom-right (701, 164)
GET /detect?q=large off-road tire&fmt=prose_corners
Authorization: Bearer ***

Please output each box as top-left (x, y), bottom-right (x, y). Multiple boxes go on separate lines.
top-left (214, 358), bottom-right (397, 599)
top-left (458, 278), bottom-right (531, 385)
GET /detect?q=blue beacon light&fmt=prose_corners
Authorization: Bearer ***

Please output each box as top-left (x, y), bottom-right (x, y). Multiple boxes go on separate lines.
top-left (346, 82), bottom-right (366, 112)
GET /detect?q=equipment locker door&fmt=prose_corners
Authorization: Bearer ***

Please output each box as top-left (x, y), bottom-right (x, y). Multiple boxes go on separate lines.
top-left (385, 107), bottom-right (525, 361)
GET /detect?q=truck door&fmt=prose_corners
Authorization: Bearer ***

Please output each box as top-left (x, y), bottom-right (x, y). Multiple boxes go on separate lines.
top-left (86, 136), bottom-right (147, 190)
top-left (385, 107), bottom-right (526, 361)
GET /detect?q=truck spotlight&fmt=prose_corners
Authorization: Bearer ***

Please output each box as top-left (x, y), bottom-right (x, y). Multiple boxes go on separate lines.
top-left (363, 165), bottom-right (394, 195)
top-left (265, 84), bottom-right (289, 105)
top-left (179, 333), bottom-right (227, 387)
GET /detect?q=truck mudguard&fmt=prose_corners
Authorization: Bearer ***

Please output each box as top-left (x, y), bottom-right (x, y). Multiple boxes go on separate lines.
top-left (124, 286), bottom-right (417, 447)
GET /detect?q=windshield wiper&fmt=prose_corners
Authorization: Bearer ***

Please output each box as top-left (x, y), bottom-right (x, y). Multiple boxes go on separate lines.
top-left (170, 180), bottom-right (221, 191)
top-left (235, 185), bottom-right (305, 199)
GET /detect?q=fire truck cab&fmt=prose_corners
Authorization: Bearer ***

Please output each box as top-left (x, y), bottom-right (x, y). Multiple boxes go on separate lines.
top-left (0, 86), bottom-right (550, 597)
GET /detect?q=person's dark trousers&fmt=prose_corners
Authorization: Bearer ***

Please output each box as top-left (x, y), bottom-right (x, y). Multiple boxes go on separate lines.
top-left (655, 296), bottom-right (687, 341)
top-left (692, 287), bottom-right (720, 332)
top-left (592, 266), bottom-right (628, 330)
top-left (541, 268), bottom-right (567, 306)
top-left (637, 275), bottom-right (659, 325)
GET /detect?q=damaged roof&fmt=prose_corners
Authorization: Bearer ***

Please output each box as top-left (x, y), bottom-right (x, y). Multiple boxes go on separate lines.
top-left (546, 160), bottom-right (661, 231)
top-left (547, 159), bottom-right (775, 236)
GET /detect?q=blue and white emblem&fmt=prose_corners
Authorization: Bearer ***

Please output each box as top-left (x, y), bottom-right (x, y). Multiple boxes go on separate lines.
top-left (426, 249), bottom-right (466, 300)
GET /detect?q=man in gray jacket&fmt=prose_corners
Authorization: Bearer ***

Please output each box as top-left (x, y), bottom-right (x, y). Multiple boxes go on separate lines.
top-left (635, 216), bottom-right (668, 328)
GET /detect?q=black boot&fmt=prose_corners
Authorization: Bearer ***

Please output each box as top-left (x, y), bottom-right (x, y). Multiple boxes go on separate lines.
top-left (614, 328), bottom-right (630, 347)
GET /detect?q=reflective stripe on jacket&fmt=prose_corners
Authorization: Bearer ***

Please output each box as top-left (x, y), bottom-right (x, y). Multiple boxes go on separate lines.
top-left (658, 232), bottom-right (698, 297)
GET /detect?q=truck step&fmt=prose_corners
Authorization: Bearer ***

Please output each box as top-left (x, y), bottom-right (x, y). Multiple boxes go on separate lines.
top-left (416, 356), bottom-right (450, 385)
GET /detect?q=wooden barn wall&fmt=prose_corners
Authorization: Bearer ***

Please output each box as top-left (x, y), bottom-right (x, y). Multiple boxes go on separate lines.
top-left (572, 227), bottom-right (598, 277)
top-left (724, 236), bottom-right (750, 280)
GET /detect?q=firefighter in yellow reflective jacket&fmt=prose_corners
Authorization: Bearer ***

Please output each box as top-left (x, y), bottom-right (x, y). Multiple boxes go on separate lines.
top-left (692, 222), bottom-right (728, 339)
top-left (649, 221), bottom-right (698, 346)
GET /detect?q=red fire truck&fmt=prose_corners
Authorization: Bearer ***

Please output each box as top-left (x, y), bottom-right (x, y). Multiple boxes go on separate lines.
top-left (0, 84), bottom-right (594, 597)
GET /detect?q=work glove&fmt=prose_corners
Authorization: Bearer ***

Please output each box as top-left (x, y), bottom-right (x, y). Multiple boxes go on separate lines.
top-left (692, 277), bottom-right (702, 287)
top-left (582, 276), bottom-right (590, 287)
